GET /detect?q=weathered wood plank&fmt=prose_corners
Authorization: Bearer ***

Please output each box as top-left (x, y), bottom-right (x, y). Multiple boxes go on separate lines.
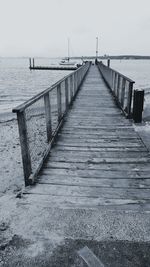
top-left (62, 125), bottom-right (134, 130)
top-left (50, 145), bottom-right (147, 152)
top-left (58, 132), bottom-right (140, 139)
top-left (49, 155), bottom-right (150, 164)
top-left (44, 93), bottom-right (52, 141)
top-left (38, 175), bottom-right (150, 189)
top-left (57, 135), bottom-right (142, 143)
top-left (59, 128), bottom-right (137, 135)
top-left (27, 183), bottom-right (150, 199)
top-left (55, 141), bottom-right (143, 148)
top-left (41, 168), bottom-right (150, 179)
top-left (63, 121), bottom-right (131, 127)
top-left (50, 149), bottom-right (149, 158)
top-left (45, 161), bottom-right (150, 171)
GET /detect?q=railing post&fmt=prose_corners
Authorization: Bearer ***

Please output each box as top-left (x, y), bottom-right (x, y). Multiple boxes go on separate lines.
top-left (121, 78), bottom-right (126, 108)
top-left (33, 58), bottom-right (35, 68)
top-left (17, 111), bottom-right (32, 186)
top-left (133, 90), bottom-right (144, 123)
top-left (76, 71), bottom-right (78, 91)
top-left (76, 71), bottom-right (79, 89)
top-left (127, 82), bottom-right (134, 117)
top-left (112, 71), bottom-right (115, 92)
top-left (72, 74), bottom-right (75, 96)
top-left (29, 58), bottom-right (32, 69)
top-left (57, 84), bottom-right (62, 122)
top-left (44, 93), bottom-right (52, 142)
top-left (113, 72), bottom-right (117, 92)
top-left (117, 75), bottom-right (121, 100)
top-left (114, 74), bottom-right (119, 96)
top-left (78, 71), bottom-right (81, 87)
top-left (110, 69), bottom-right (113, 89)
top-left (65, 78), bottom-right (69, 110)
top-left (70, 75), bottom-right (73, 102)
top-left (74, 72), bottom-right (77, 94)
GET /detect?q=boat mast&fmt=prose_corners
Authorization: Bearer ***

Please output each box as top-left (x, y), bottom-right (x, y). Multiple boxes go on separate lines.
top-left (68, 38), bottom-right (70, 62)
top-left (96, 37), bottom-right (98, 59)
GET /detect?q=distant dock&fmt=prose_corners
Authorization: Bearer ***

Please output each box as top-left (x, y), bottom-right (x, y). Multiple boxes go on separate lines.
top-left (29, 58), bottom-right (78, 71)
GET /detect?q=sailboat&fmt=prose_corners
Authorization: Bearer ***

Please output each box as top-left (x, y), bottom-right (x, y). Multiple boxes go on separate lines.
top-left (59, 39), bottom-right (76, 66)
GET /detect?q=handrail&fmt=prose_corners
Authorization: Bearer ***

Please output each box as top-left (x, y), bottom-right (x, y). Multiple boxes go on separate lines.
top-left (13, 62), bottom-right (91, 186)
top-left (105, 66), bottom-right (134, 83)
top-left (13, 65), bottom-right (84, 113)
top-left (97, 61), bottom-right (135, 118)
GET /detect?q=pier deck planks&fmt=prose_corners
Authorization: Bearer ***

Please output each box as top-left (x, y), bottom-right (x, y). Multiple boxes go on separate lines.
top-left (25, 65), bottom-right (150, 211)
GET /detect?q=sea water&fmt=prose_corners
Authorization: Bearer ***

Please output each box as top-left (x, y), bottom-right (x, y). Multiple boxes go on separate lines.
top-left (110, 60), bottom-right (150, 120)
top-left (0, 57), bottom-right (71, 120)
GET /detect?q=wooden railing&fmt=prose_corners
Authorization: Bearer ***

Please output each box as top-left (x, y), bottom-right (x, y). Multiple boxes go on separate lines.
top-left (97, 61), bottom-right (135, 117)
top-left (13, 62), bottom-right (91, 186)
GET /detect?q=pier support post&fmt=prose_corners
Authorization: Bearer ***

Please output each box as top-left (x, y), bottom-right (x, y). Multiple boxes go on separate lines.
top-left (107, 59), bottom-right (110, 67)
top-left (133, 90), bottom-right (144, 123)
top-left (65, 79), bottom-right (69, 110)
top-left (70, 75), bottom-right (73, 102)
top-left (17, 111), bottom-right (32, 185)
top-left (127, 82), bottom-right (134, 118)
top-left (44, 93), bottom-right (52, 141)
top-left (57, 84), bottom-right (62, 122)
top-left (29, 58), bottom-right (32, 69)
top-left (33, 58), bottom-right (35, 68)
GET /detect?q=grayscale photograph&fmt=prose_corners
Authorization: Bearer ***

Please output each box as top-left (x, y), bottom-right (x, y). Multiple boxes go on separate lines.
top-left (0, 0), bottom-right (150, 266)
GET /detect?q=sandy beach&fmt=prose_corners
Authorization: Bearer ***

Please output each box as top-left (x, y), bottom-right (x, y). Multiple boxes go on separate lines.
top-left (0, 58), bottom-right (71, 196)
top-left (0, 118), bottom-right (24, 195)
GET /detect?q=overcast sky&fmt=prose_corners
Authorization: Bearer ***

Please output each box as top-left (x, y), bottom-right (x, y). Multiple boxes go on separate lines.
top-left (0, 0), bottom-right (150, 57)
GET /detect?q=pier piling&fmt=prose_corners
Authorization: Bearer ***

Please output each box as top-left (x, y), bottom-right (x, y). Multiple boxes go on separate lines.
top-left (32, 58), bottom-right (35, 68)
top-left (107, 58), bottom-right (110, 67)
top-left (29, 58), bottom-right (32, 69)
top-left (133, 89), bottom-right (144, 123)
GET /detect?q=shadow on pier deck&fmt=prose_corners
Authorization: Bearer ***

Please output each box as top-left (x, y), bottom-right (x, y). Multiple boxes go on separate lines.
top-left (7, 64), bottom-right (150, 267)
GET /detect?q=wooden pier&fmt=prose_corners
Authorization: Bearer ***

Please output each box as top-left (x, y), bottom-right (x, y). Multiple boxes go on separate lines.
top-left (13, 62), bottom-right (149, 210)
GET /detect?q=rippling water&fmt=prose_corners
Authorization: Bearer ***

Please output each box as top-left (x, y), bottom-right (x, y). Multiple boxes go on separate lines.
top-left (109, 60), bottom-right (150, 120)
top-left (109, 60), bottom-right (150, 89)
top-left (0, 58), bottom-right (71, 119)
top-left (0, 58), bottom-right (150, 121)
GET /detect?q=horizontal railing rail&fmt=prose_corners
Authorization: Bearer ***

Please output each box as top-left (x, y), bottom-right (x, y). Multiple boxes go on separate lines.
top-left (13, 62), bottom-right (91, 186)
top-left (97, 61), bottom-right (135, 118)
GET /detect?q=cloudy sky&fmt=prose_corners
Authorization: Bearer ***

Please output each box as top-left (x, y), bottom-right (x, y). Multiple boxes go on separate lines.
top-left (0, 0), bottom-right (150, 57)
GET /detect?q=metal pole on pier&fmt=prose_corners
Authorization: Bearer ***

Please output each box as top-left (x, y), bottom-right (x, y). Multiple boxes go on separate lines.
top-left (96, 37), bottom-right (98, 59)
top-left (95, 37), bottom-right (98, 64)
top-left (68, 38), bottom-right (70, 62)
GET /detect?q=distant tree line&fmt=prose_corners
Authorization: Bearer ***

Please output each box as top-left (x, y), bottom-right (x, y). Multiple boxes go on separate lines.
top-left (70, 55), bottom-right (150, 60)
